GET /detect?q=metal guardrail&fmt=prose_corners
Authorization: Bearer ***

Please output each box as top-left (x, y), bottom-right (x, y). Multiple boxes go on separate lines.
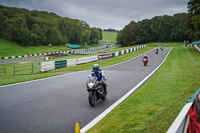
top-left (194, 45), bottom-right (200, 52)
top-left (167, 87), bottom-right (200, 133)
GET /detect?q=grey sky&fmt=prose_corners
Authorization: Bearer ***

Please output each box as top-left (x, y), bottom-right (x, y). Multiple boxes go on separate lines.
top-left (0, 0), bottom-right (189, 30)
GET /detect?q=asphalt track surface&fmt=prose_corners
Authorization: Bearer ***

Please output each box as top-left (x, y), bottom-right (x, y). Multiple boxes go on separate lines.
top-left (0, 47), bottom-right (171, 133)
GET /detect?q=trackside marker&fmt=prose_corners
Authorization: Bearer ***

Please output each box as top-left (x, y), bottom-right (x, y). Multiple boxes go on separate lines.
top-left (75, 123), bottom-right (81, 133)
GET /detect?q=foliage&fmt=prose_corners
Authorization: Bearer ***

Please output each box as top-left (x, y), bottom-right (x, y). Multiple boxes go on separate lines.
top-left (117, 0), bottom-right (200, 46)
top-left (0, 5), bottom-right (102, 46)
top-left (103, 28), bottom-right (118, 32)
top-left (117, 13), bottom-right (192, 46)
top-left (186, 0), bottom-right (200, 40)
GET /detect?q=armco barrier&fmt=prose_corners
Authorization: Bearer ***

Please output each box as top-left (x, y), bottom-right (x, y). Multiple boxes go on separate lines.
top-left (55, 60), bottom-right (66, 69)
top-left (0, 51), bottom-right (67, 60)
top-left (41, 61), bottom-right (55, 72)
top-left (67, 59), bottom-right (76, 67)
top-left (167, 87), bottom-right (200, 133)
top-left (115, 51), bottom-right (119, 56)
top-left (98, 54), bottom-right (112, 59)
top-left (194, 45), bottom-right (200, 52)
top-left (111, 53), bottom-right (115, 57)
top-left (76, 56), bottom-right (98, 64)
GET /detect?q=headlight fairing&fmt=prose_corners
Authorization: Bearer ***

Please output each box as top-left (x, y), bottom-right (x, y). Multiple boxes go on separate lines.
top-left (88, 83), bottom-right (94, 88)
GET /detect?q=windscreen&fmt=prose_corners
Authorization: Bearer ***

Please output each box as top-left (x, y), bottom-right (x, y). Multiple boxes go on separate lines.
top-left (87, 76), bottom-right (98, 83)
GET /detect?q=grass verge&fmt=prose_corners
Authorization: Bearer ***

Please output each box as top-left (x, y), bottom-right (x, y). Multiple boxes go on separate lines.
top-left (87, 43), bottom-right (200, 133)
top-left (0, 38), bottom-right (103, 57)
top-left (102, 32), bottom-right (117, 42)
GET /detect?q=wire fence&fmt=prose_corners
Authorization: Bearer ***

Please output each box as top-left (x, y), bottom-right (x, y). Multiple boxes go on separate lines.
top-left (14, 63), bottom-right (33, 75)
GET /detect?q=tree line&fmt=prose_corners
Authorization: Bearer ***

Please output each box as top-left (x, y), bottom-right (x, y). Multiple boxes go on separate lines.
top-left (0, 5), bottom-right (102, 46)
top-left (103, 28), bottom-right (118, 32)
top-left (117, 0), bottom-right (200, 46)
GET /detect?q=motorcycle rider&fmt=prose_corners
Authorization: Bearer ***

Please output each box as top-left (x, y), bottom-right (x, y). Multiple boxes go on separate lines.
top-left (160, 45), bottom-right (163, 51)
top-left (89, 64), bottom-right (107, 94)
top-left (156, 48), bottom-right (158, 54)
top-left (143, 54), bottom-right (148, 60)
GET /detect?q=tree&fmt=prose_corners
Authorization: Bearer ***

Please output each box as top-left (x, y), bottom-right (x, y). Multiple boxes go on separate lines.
top-left (187, 0), bottom-right (200, 40)
top-left (117, 21), bottom-right (138, 46)
top-left (30, 24), bottom-right (46, 45)
top-left (80, 30), bottom-right (91, 45)
top-left (46, 27), bottom-right (63, 45)
top-left (90, 28), bottom-right (100, 43)
top-left (10, 14), bottom-right (30, 45)
top-left (188, 0), bottom-right (200, 15)
top-left (0, 5), bottom-right (96, 46)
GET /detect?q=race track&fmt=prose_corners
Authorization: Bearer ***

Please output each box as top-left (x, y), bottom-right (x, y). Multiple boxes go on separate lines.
top-left (0, 47), bottom-right (171, 133)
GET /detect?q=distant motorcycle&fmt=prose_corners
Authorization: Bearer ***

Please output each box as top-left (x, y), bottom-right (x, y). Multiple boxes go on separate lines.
top-left (156, 48), bottom-right (158, 54)
top-left (86, 76), bottom-right (107, 106)
top-left (143, 58), bottom-right (148, 66)
top-left (160, 47), bottom-right (163, 51)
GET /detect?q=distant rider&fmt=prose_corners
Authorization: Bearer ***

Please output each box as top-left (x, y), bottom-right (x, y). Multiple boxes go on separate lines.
top-left (156, 48), bottom-right (158, 54)
top-left (89, 64), bottom-right (107, 94)
top-left (160, 45), bottom-right (163, 51)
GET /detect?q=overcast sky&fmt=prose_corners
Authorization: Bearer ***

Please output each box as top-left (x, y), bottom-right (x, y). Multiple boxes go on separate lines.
top-left (0, 0), bottom-right (189, 30)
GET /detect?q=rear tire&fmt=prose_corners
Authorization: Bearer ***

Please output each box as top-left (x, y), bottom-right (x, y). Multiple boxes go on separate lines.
top-left (88, 91), bottom-right (96, 106)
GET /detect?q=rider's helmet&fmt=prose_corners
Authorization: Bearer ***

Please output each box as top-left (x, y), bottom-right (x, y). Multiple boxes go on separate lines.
top-left (144, 54), bottom-right (147, 57)
top-left (93, 64), bottom-right (99, 72)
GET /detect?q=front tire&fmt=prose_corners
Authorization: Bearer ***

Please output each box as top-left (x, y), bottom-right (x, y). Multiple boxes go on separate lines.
top-left (101, 87), bottom-right (107, 100)
top-left (88, 91), bottom-right (96, 106)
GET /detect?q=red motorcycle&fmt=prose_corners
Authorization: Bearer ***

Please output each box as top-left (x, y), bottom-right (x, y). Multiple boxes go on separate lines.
top-left (143, 58), bottom-right (148, 66)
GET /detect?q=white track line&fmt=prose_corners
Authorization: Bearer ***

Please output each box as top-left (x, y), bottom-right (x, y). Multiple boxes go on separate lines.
top-left (0, 46), bottom-right (154, 88)
top-left (80, 47), bottom-right (172, 133)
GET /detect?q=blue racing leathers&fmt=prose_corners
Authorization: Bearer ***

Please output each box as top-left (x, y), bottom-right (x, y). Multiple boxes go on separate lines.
top-left (89, 69), bottom-right (105, 81)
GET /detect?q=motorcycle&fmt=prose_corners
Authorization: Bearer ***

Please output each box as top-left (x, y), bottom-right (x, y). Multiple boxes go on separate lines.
top-left (160, 46), bottom-right (163, 51)
top-left (143, 58), bottom-right (148, 66)
top-left (86, 76), bottom-right (107, 106)
top-left (156, 49), bottom-right (158, 54)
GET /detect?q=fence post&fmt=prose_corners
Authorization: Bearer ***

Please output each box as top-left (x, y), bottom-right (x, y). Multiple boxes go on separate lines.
top-left (32, 62), bottom-right (33, 74)
top-left (14, 65), bottom-right (15, 75)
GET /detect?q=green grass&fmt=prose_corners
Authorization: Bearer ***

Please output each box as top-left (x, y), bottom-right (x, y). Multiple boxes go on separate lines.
top-left (102, 32), bottom-right (117, 42)
top-left (82, 44), bottom-right (103, 48)
top-left (0, 39), bottom-right (72, 57)
top-left (87, 43), bottom-right (200, 133)
top-left (0, 45), bottom-right (154, 86)
top-left (0, 60), bottom-right (59, 85)
top-left (0, 39), bottom-right (103, 57)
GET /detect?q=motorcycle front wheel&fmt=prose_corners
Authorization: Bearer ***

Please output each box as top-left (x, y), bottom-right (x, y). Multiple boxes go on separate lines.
top-left (88, 91), bottom-right (96, 106)
top-left (101, 88), bottom-right (107, 100)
